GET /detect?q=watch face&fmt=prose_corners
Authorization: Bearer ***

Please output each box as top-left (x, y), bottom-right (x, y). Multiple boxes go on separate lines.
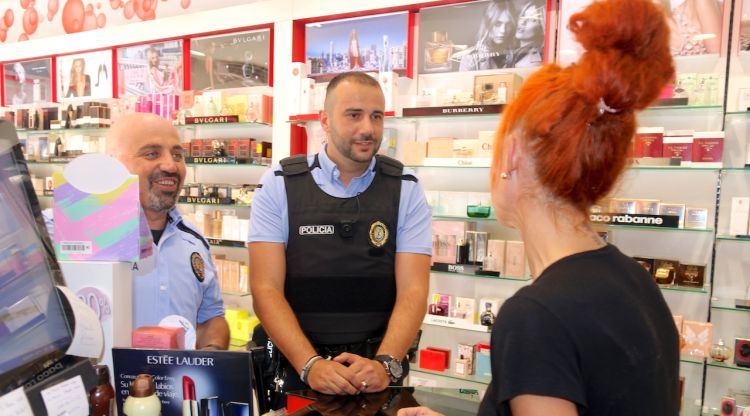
top-left (388, 360), bottom-right (403, 379)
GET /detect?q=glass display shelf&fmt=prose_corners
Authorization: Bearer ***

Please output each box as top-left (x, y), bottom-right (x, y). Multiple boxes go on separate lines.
top-left (432, 215), bottom-right (497, 222)
top-left (431, 269), bottom-right (532, 282)
top-left (627, 166), bottom-right (720, 172)
top-left (221, 291), bottom-right (251, 297)
top-left (406, 163), bottom-right (490, 169)
top-left (16, 127), bottom-right (108, 135)
top-left (716, 235), bottom-right (750, 242)
top-left (186, 162), bottom-right (269, 167)
top-left (177, 201), bottom-right (250, 208)
top-left (423, 314), bottom-right (491, 333)
top-left (176, 121), bottom-right (271, 129)
top-left (26, 160), bottom-right (70, 165)
top-left (593, 224), bottom-right (713, 233)
top-left (680, 355), bottom-right (705, 365)
top-left (711, 298), bottom-right (750, 313)
top-left (659, 285), bottom-right (708, 294)
top-left (643, 105), bottom-right (722, 113)
top-left (720, 167), bottom-right (750, 171)
top-left (207, 238), bottom-right (246, 248)
top-left (410, 367), bottom-right (492, 386)
top-left (706, 361), bottom-right (750, 374)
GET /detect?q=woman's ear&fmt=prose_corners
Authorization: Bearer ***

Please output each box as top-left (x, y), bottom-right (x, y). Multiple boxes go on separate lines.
top-left (506, 132), bottom-right (522, 174)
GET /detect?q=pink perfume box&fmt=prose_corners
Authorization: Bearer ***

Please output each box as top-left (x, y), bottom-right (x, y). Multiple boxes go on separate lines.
top-left (132, 326), bottom-right (185, 350)
top-left (634, 127), bottom-right (664, 158)
top-left (692, 131), bottom-right (724, 167)
top-left (432, 220), bottom-right (476, 264)
top-left (681, 320), bottom-right (713, 358)
top-left (504, 240), bottom-right (525, 278)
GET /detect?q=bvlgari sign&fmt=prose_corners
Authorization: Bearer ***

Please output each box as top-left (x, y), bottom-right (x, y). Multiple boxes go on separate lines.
top-left (185, 116), bottom-right (240, 124)
top-left (590, 213), bottom-right (680, 228)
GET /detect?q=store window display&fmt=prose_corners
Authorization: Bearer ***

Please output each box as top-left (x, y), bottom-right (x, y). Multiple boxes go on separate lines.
top-left (399, 0), bottom-right (678, 415)
top-left (248, 72), bottom-right (432, 409)
top-left (44, 113), bottom-right (229, 350)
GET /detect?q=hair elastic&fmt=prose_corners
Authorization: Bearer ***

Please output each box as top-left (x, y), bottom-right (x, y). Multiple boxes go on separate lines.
top-left (597, 97), bottom-right (619, 115)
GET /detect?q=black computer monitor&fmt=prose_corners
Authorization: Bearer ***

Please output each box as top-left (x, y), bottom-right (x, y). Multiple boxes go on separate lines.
top-left (0, 120), bottom-right (73, 395)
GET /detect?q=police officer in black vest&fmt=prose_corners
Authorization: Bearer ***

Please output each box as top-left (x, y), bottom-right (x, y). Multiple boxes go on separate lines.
top-left (248, 72), bottom-right (432, 409)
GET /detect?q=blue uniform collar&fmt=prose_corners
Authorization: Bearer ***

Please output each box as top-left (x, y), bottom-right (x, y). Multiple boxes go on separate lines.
top-left (319, 144), bottom-right (377, 185)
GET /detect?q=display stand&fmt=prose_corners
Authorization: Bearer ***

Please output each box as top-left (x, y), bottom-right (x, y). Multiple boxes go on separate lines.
top-left (59, 260), bottom-right (134, 381)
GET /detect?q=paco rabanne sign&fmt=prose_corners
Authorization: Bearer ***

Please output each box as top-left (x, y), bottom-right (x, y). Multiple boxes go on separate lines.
top-left (589, 213), bottom-right (680, 228)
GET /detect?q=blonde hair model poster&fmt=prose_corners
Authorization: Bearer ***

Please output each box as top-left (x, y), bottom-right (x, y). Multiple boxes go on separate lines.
top-left (56, 51), bottom-right (113, 101)
top-left (117, 40), bottom-right (183, 96)
top-left (419, 0), bottom-right (547, 73)
top-left (3, 59), bottom-right (52, 105)
top-left (558, 0), bottom-right (723, 65)
top-left (305, 12), bottom-right (409, 78)
top-left (190, 29), bottom-right (270, 90)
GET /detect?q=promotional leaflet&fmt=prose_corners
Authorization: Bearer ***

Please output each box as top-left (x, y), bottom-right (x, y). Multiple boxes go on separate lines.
top-left (112, 348), bottom-right (252, 416)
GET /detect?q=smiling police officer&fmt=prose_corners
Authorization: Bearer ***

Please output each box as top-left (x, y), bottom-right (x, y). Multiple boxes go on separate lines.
top-left (107, 113), bottom-right (229, 350)
top-left (248, 72), bottom-right (432, 408)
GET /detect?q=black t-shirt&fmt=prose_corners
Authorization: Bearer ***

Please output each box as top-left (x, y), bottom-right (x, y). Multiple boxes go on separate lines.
top-left (478, 244), bottom-right (679, 416)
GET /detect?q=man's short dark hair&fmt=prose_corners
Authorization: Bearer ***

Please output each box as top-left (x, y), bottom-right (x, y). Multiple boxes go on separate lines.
top-left (325, 72), bottom-right (382, 108)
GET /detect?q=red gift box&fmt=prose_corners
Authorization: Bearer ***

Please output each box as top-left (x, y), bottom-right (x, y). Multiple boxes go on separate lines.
top-left (419, 347), bottom-right (451, 371)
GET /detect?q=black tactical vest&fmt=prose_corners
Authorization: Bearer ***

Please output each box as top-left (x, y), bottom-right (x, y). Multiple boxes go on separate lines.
top-left (280, 154), bottom-right (409, 345)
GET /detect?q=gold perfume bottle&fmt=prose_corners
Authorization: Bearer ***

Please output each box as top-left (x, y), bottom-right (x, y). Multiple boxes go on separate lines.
top-left (425, 31), bottom-right (454, 69)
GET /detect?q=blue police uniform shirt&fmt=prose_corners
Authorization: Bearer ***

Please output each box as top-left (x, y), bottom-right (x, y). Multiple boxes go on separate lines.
top-left (43, 207), bottom-right (225, 330)
top-left (132, 208), bottom-right (225, 330)
top-left (248, 146), bottom-right (433, 255)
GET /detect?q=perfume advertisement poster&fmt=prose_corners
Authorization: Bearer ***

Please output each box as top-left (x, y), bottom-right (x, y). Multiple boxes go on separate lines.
top-left (559, 0), bottom-right (723, 64)
top-left (305, 12), bottom-right (409, 77)
top-left (56, 51), bottom-right (113, 101)
top-left (112, 348), bottom-right (252, 416)
top-left (741, 0), bottom-right (750, 51)
top-left (419, 0), bottom-right (546, 73)
top-left (3, 59), bottom-right (52, 106)
top-left (190, 29), bottom-right (270, 90)
top-left (117, 41), bottom-right (184, 96)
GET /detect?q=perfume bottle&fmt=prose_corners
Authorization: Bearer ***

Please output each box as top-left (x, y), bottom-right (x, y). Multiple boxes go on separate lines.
top-left (709, 338), bottom-right (731, 362)
top-left (32, 79), bottom-right (41, 102)
top-left (482, 252), bottom-right (497, 272)
top-left (456, 239), bottom-right (469, 264)
top-left (123, 374), bottom-right (161, 416)
top-left (89, 365), bottom-right (115, 416)
top-left (425, 31), bottom-right (453, 68)
top-left (480, 302), bottom-right (495, 327)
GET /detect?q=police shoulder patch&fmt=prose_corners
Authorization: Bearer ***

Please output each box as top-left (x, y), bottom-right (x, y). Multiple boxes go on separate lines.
top-left (190, 252), bottom-right (205, 282)
top-left (369, 221), bottom-right (389, 248)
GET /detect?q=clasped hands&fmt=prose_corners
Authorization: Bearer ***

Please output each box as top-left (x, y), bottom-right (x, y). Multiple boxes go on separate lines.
top-left (306, 352), bottom-right (390, 395)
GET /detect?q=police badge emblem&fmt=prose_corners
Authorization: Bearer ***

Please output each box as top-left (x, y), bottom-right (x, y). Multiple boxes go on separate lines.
top-left (190, 252), bottom-right (205, 282)
top-left (369, 221), bottom-right (389, 248)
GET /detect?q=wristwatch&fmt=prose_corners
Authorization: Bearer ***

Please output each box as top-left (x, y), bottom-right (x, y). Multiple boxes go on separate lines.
top-left (374, 355), bottom-right (403, 383)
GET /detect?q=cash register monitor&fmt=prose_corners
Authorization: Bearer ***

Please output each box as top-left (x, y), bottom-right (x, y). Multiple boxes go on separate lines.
top-left (0, 120), bottom-right (73, 395)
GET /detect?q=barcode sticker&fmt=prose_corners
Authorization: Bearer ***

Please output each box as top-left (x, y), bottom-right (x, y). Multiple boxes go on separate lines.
top-left (59, 241), bottom-right (92, 254)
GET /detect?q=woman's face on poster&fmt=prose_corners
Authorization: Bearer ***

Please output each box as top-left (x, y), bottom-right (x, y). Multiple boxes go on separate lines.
top-left (490, 9), bottom-right (514, 45)
top-left (516, 5), bottom-right (543, 41)
top-left (73, 59), bottom-right (84, 74)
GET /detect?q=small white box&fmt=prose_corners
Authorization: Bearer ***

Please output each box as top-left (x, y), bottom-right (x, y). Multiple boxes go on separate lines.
top-left (378, 71), bottom-right (398, 112)
top-left (729, 197), bottom-right (750, 236)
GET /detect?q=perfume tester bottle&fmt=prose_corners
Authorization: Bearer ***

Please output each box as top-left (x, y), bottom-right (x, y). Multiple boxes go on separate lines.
top-left (480, 302), bottom-right (495, 327)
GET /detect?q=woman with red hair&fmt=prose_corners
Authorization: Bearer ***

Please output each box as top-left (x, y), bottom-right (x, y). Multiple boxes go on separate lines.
top-left (399, 0), bottom-right (678, 414)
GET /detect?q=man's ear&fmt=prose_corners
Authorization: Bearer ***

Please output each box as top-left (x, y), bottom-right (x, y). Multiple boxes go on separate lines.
top-left (319, 109), bottom-right (329, 134)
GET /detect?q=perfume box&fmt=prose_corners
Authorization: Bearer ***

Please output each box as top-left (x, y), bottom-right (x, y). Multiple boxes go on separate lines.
top-left (289, 62), bottom-right (308, 115)
top-left (635, 199), bottom-right (660, 215)
top-left (378, 71), bottom-right (398, 112)
top-left (653, 258), bottom-right (680, 286)
top-left (729, 197), bottom-right (750, 236)
top-left (505, 240), bottom-right (525, 278)
top-left (299, 77), bottom-right (316, 115)
top-left (465, 230), bottom-right (488, 264)
top-left (452, 297), bottom-right (476, 323)
top-left (472, 72), bottom-right (522, 104)
top-left (658, 203), bottom-right (686, 228)
top-left (419, 347), bottom-right (451, 372)
top-left (681, 320), bottom-right (713, 358)
top-left (634, 127), bottom-right (664, 158)
top-left (476, 347), bottom-right (491, 377)
top-left (132, 326), bottom-right (185, 350)
top-left (692, 131), bottom-right (724, 168)
top-left (435, 191), bottom-right (469, 217)
top-left (663, 134), bottom-right (693, 166)
top-left (427, 137), bottom-right (454, 158)
top-left (428, 293), bottom-right (452, 316)
top-left (684, 207), bottom-right (708, 229)
top-left (456, 343), bottom-right (475, 375)
top-left (403, 141), bottom-right (427, 166)
top-left (476, 131), bottom-right (494, 158)
top-left (487, 240), bottom-right (506, 274)
top-left (453, 139), bottom-right (478, 158)
top-left (609, 198), bottom-right (637, 214)
top-left (675, 264), bottom-right (706, 288)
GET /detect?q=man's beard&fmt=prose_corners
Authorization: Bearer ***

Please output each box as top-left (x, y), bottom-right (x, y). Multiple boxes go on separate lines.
top-left (146, 171), bottom-right (182, 213)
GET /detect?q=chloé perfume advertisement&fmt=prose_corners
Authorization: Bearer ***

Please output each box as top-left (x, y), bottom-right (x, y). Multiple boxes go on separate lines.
top-left (3, 59), bottom-right (52, 105)
top-left (117, 40), bottom-right (184, 96)
top-left (559, 0), bottom-right (723, 64)
top-left (305, 12), bottom-right (409, 78)
top-left (190, 29), bottom-right (271, 90)
top-left (112, 348), bottom-right (252, 416)
top-left (56, 51), bottom-right (114, 101)
top-left (419, 0), bottom-right (546, 73)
